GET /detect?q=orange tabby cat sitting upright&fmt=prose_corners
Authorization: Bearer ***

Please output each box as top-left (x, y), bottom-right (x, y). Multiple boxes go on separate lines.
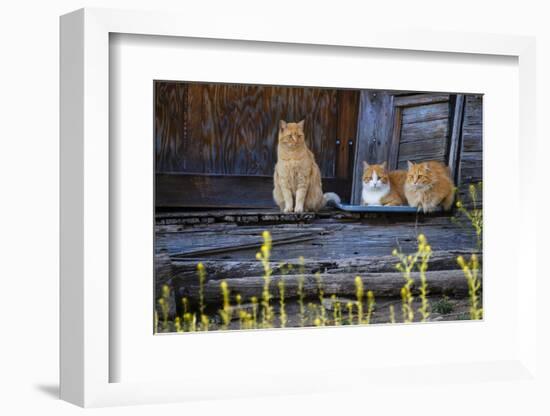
top-left (404, 160), bottom-right (455, 213)
top-left (273, 120), bottom-right (339, 213)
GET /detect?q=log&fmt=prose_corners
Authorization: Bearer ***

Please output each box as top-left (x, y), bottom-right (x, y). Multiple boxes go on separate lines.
top-left (178, 269), bottom-right (475, 304)
top-left (155, 251), bottom-right (173, 286)
top-left (170, 250), bottom-right (480, 285)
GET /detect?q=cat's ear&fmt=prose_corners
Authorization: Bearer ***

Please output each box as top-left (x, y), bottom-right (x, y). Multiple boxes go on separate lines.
top-left (381, 161), bottom-right (387, 170)
top-left (297, 119), bottom-right (305, 130)
top-left (407, 160), bottom-right (414, 170)
top-left (279, 120), bottom-right (288, 131)
top-left (363, 161), bottom-right (369, 170)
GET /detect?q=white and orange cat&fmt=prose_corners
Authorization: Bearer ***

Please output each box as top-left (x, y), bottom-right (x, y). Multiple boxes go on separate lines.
top-left (361, 161), bottom-right (407, 206)
top-left (404, 160), bottom-right (455, 213)
top-left (273, 120), bottom-right (339, 213)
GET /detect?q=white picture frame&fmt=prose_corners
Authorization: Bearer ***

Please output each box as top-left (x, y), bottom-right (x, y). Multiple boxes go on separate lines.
top-left (60, 7), bottom-right (540, 408)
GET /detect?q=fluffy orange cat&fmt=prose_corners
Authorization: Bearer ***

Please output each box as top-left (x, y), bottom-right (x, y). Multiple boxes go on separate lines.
top-left (404, 160), bottom-right (455, 213)
top-left (273, 120), bottom-right (339, 213)
top-left (361, 161), bottom-right (407, 206)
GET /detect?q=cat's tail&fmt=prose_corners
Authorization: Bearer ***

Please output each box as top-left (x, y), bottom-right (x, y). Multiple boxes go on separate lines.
top-left (323, 192), bottom-right (341, 208)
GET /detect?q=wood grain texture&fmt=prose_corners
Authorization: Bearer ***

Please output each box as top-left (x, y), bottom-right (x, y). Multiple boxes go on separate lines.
top-left (169, 249), bottom-right (479, 283)
top-left (387, 94), bottom-right (452, 169)
top-left (401, 102), bottom-right (449, 124)
top-left (393, 93), bottom-right (450, 107)
top-left (157, 217), bottom-right (478, 261)
top-left (351, 91), bottom-right (396, 204)
top-left (458, 95), bottom-right (483, 186)
top-left (388, 106), bottom-right (403, 169)
top-left (447, 95), bottom-right (465, 182)
top-left (155, 81), bottom-right (339, 177)
top-left (400, 118), bottom-right (449, 143)
top-left (182, 270), bottom-right (472, 302)
top-left (335, 90), bottom-right (360, 179)
top-left (154, 82), bottom-right (188, 172)
top-left (397, 140), bottom-right (447, 169)
top-left (155, 216), bottom-right (481, 305)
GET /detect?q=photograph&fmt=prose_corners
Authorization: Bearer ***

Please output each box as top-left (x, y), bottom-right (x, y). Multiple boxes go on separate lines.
top-left (154, 81), bottom-right (483, 333)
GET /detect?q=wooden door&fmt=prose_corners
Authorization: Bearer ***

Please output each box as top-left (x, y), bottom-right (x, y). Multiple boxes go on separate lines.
top-left (155, 81), bottom-right (358, 208)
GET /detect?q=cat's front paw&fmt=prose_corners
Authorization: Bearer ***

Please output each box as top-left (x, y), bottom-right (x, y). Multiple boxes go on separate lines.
top-left (294, 206), bottom-right (304, 214)
top-left (283, 206), bottom-right (293, 213)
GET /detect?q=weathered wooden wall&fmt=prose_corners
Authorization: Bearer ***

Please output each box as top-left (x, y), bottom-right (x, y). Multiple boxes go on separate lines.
top-left (155, 82), bottom-right (339, 176)
top-left (351, 92), bottom-right (481, 204)
top-left (155, 82), bottom-right (188, 173)
top-left (458, 95), bottom-right (483, 184)
top-left (155, 82), bottom-right (482, 208)
top-left (155, 81), bottom-right (359, 208)
top-left (395, 98), bottom-right (450, 169)
top-left (351, 91), bottom-right (395, 203)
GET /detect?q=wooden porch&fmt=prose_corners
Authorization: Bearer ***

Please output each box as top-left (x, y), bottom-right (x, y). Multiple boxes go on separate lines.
top-left (155, 208), bottom-right (481, 326)
top-left (153, 82), bottom-right (483, 328)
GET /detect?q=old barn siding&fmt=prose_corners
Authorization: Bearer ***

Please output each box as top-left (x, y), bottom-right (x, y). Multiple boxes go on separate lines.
top-left (155, 82), bottom-right (339, 177)
top-left (457, 95), bottom-right (483, 204)
top-left (459, 95), bottom-right (483, 182)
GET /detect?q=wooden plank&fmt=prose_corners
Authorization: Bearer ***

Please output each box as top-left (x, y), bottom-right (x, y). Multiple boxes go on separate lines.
top-left (401, 102), bottom-right (449, 124)
top-left (393, 93), bottom-right (450, 107)
top-left (157, 209), bottom-right (287, 219)
top-left (447, 95), bottom-right (465, 182)
top-left (458, 95), bottom-right (483, 186)
top-left (459, 152), bottom-right (482, 166)
top-left (397, 139), bottom-right (447, 165)
top-left (335, 90), bottom-right (359, 179)
top-left (400, 118), bottom-right (449, 143)
top-left (459, 153), bottom-right (483, 183)
top-left (351, 91), bottom-right (395, 204)
top-left (170, 232), bottom-right (318, 258)
top-left (387, 106), bottom-right (402, 169)
top-left (156, 173), bottom-right (351, 208)
top-left (462, 135), bottom-right (482, 152)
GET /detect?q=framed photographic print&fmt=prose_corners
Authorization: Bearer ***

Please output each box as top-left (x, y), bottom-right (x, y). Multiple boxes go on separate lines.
top-left (60, 7), bottom-right (541, 409)
top-left (153, 80), bottom-right (483, 334)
